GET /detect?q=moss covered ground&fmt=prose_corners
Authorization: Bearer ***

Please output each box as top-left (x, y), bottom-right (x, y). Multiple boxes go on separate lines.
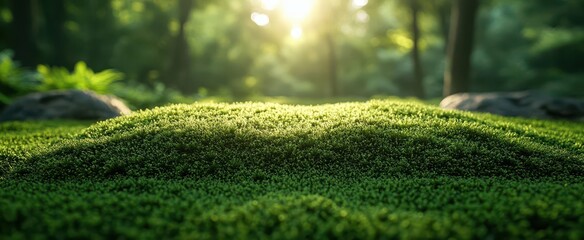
top-left (1, 99), bottom-right (583, 239)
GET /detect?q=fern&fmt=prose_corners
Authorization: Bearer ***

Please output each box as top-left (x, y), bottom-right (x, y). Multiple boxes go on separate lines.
top-left (37, 61), bottom-right (124, 94)
top-left (0, 50), bottom-right (40, 104)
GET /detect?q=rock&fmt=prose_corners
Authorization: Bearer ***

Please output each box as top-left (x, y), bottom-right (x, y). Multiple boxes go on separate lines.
top-left (440, 91), bottom-right (584, 121)
top-left (0, 90), bottom-right (131, 122)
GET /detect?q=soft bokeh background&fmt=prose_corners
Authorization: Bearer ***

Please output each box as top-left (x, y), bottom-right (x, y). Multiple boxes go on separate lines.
top-left (0, 0), bottom-right (582, 109)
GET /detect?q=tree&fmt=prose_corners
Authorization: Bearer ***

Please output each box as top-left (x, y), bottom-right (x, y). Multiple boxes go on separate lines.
top-left (9, 0), bottom-right (37, 67)
top-left (368, 0), bottom-right (435, 98)
top-left (443, 0), bottom-right (480, 97)
top-left (312, 0), bottom-right (348, 97)
top-left (40, 0), bottom-right (67, 67)
top-left (324, 32), bottom-right (338, 97)
top-left (409, 0), bottom-right (425, 99)
top-left (168, 0), bottom-right (194, 91)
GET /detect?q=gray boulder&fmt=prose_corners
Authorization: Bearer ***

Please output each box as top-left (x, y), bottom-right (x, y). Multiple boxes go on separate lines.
top-left (440, 91), bottom-right (584, 121)
top-left (0, 90), bottom-right (131, 122)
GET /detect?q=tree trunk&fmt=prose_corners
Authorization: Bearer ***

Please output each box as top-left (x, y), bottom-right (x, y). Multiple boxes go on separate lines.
top-left (40, 0), bottom-right (66, 67)
top-left (436, 1), bottom-right (450, 53)
top-left (9, 0), bottom-right (37, 67)
top-left (410, 0), bottom-right (425, 99)
top-left (443, 0), bottom-right (479, 97)
top-left (325, 33), bottom-right (338, 97)
top-left (168, 0), bottom-right (194, 92)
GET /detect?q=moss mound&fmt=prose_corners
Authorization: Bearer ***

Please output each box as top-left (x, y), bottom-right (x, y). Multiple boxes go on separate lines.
top-left (13, 100), bottom-right (584, 181)
top-left (2, 100), bottom-right (584, 238)
top-left (0, 121), bottom-right (89, 178)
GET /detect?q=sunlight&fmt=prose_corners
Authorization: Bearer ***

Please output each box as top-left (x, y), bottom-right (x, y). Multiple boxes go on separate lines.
top-left (290, 25), bottom-right (303, 39)
top-left (355, 10), bottom-right (369, 23)
top-left (257, 0), bottom-right (314, 23)
top-left (251, 12), bottom-right (270, 26)
top-left (389, 30), bottom-right (414, 52)
top-left (261, 0), bottom-right (279, 11)
top-left (352, 0), bottom-right (368, 9)
top-left (281, 0), bottom-right (314, 22)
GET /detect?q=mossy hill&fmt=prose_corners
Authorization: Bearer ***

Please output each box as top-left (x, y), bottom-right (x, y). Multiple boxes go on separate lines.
top-left (1, 100), bottom-right (583, 239)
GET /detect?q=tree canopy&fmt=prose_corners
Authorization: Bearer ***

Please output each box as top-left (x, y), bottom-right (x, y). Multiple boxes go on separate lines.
top-left (0, 0), bottom-right (582, 100)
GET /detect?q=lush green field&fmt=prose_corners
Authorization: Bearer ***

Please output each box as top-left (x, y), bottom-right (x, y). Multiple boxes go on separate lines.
top-left (1, 100), bottom-right (583, 239)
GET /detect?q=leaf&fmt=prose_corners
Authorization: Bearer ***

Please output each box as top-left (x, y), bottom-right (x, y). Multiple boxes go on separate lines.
top-left (36, 61), bottom-right (123, 94)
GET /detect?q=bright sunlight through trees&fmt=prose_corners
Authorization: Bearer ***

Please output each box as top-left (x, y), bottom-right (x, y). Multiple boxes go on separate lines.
top-left (251, 12), bottom-right (270, 26)
top-left (290, 25), bottom-right (303, 39)
top-left (279, 0), bottom-right (314, 22)
top-left (251, 0), bottom-right (314, 39)
top-left (251, 0), bottom-right (368, 39)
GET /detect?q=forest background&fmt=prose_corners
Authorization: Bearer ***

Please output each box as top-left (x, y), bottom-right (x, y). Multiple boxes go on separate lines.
top-left (0, 0), bottom-right (582, 109)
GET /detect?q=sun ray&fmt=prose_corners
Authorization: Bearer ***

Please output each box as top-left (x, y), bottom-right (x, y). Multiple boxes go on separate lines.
top-left (281, 0), bottom-right (314, 22)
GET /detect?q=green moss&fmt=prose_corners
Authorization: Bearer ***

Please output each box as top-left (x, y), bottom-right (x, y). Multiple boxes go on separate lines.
top-left (0, 121), bottom-right (90, 178)
top-left (10, 100), bottom-right (584, 181)
top-left (1, 178), bottom-right (583, 239)
top-left (1, 99), bottom-right (583, 239)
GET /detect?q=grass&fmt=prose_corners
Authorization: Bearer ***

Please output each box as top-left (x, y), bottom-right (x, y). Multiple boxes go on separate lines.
top-left (1, 99), bottom-right (583, 239)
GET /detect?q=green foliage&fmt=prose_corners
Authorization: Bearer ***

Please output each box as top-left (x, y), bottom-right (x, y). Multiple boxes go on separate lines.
top-left (111, 82), bottom-right (201, 110)
top-left (3, 0), bottom-right (584, 99)
top-left (36, 61), bottom-right (123, 94)
top-left (1, 100), bottom-right (583, 238)
top-left (0, 51), bottom-right (126, 108)
top-left (0, 50), bottom-right (39, 105)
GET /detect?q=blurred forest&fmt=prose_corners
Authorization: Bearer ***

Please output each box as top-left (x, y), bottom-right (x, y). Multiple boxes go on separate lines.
top-left (0, 0), bottom-right (582, 108)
